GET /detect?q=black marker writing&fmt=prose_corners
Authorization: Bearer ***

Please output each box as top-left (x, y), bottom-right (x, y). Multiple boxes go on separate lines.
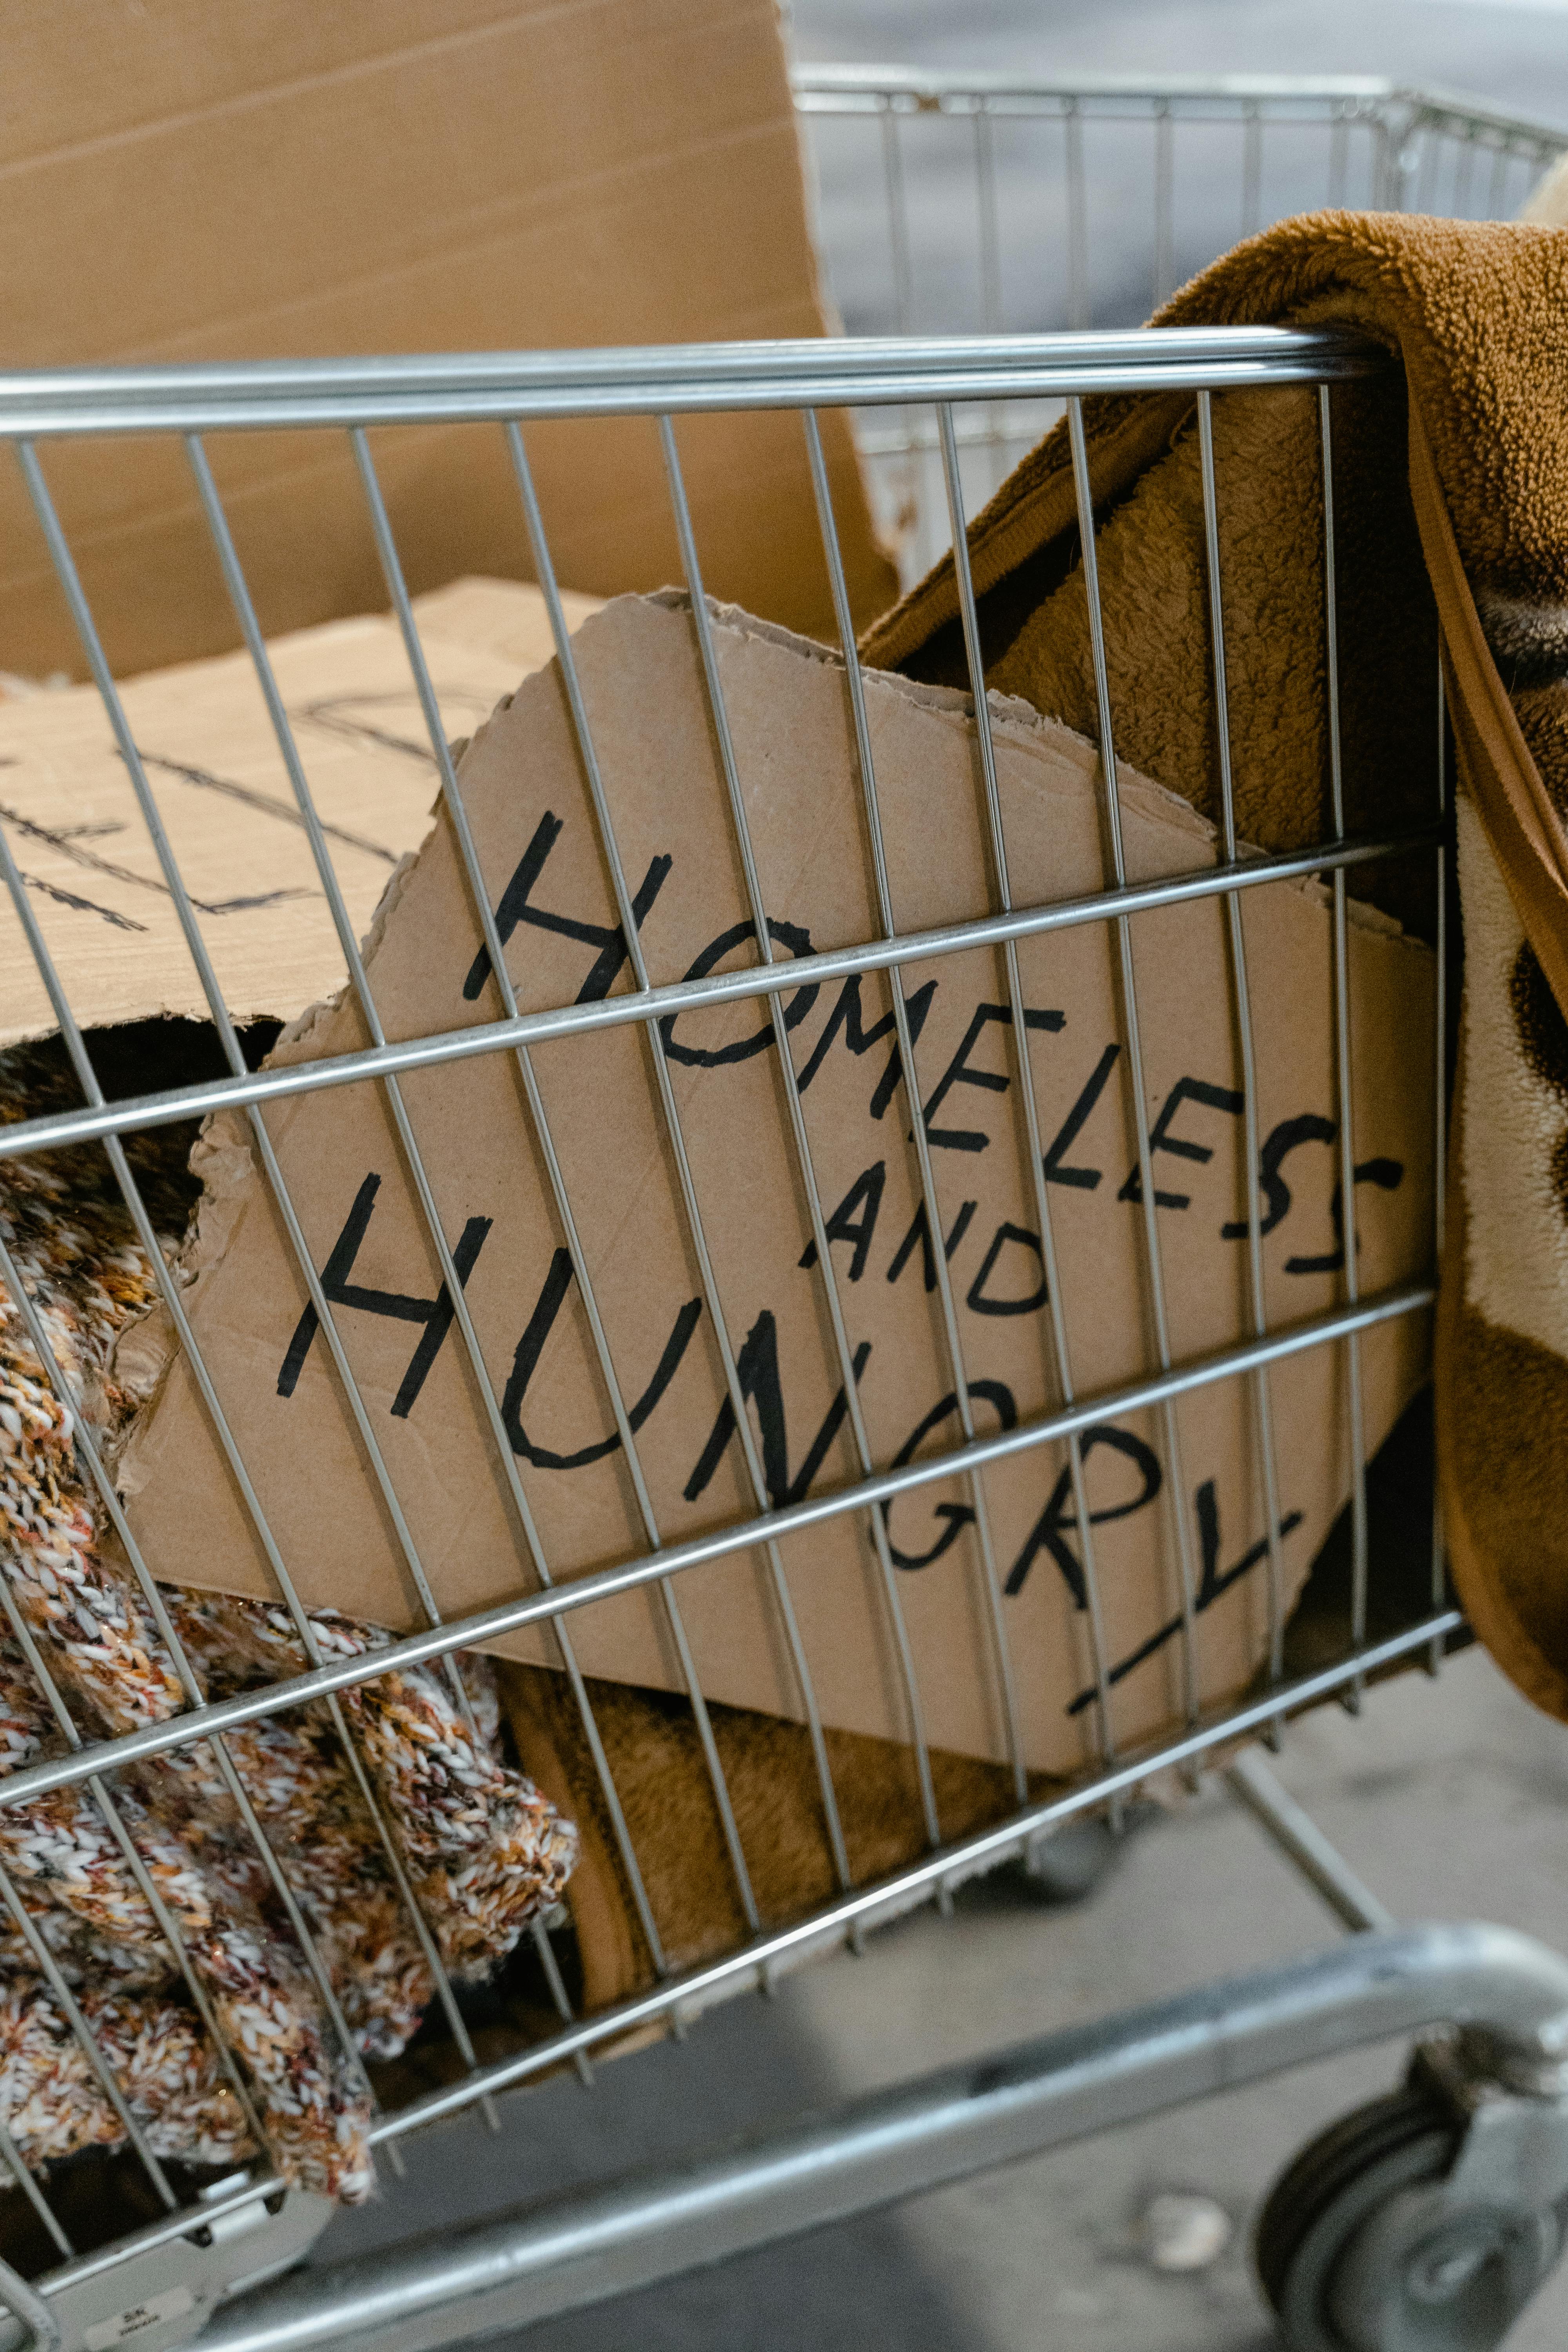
top-left (502, 1248), bottom-right (703, 1470)
top-left (276, 1173), bottom-right (492, 1418)
top-left (1041, 1042), bottom-right (1120, 1190)
top-left (1005, 1422), bottom-right (1161, 1599)
top-left (965, 1221), bottom-right (1048, 1318)
top-left (683, 1312), bottom-right (871, 1507)
top-left (795, 972), bottom-right (936, 1119)
top-left (886, 1196), bottom-right (977, 1290)
top-left (1067, 1479), bottom-right (1303, 1714)
top-left (1119, 1076), bottom-right (1244, 1209)
top-left (883, 1380), bottom-right (1018, 1568)
top-left (660, 915), bottom-right (818, 1068)
top-left (462, 808), bottom-right (672, 1004)
top-left (919, 1002), bottom-right (1065, 1154)
top-left (1223, 1112), bottom-right (1335, 1240)
top-left (799, 1160), bottom-right (886, 1283)
top-left (1285, 1156), bottom-right (1404, 1276)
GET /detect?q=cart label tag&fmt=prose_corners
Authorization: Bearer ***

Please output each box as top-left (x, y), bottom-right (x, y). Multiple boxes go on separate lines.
top-left (84, 2286), bottom-right (195, 2348)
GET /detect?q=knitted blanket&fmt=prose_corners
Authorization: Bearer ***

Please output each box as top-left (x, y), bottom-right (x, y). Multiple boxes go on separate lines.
top-left (0, 1042), bottom-right (577, 2203)
top-left (862, 212), bottom-right (1568, 1729)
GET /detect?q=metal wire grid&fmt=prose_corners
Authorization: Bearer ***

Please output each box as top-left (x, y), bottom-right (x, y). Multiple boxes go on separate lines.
top-left (0, 325), bottom-right (1451, 2290)
top-left (792, 69), bottom-right (1568, 580)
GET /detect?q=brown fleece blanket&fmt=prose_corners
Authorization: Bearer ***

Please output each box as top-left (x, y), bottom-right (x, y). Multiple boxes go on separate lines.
top-left (503, 1669), bottom-right (1046, 2009)
top-left (862, 211), bottom-right (1568, 1735)
top-left (498, 211), bottom-right (1565, 2022)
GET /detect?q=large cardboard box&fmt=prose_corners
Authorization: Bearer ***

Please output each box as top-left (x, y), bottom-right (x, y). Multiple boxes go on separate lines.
top-left (0, 0), bottom-right (894, 680)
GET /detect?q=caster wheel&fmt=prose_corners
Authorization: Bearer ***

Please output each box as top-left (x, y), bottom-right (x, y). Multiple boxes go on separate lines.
top-left (1256, 2087), bottom-right (1568, 2352)
top-left (1015, 1817), bottom-right (1122, 1903)
top-left (1015, 1803), bottom-right (1154, 1905)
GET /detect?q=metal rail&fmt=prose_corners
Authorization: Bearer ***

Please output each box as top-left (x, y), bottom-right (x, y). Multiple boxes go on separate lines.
top-left (150, 1925), bottom-right (1568, 2352)
top-left (1402, 81), bottom-right (1568, 153)
top-left (0, 327), bottom-right (1383, 437)
top-left (796, 68), bottom-right (1400, 108)
top-left (0, 824), bottom-right (1432, 1161)
top-left (790, 66), bottom-right (1568, 429)
top-left (0, 1281), bottom-right (1434, 1821)
top-left (4, 1609), bottom-right (1465, 2316)
top-left (790, 64), bottom-right (1568, 156)
top-left (799, 65), bottom-right (1568, 139)
top-left (1228, 1749), bottom-right (1394, 1935)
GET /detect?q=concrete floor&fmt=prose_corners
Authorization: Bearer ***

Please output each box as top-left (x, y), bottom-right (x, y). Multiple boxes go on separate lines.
top-left (318, 1644), bottom-right (1568, 2349)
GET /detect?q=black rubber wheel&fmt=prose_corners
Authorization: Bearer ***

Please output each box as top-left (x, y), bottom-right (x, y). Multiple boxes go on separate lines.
top-left (1255, 2088), bottom-right (1568, 2352)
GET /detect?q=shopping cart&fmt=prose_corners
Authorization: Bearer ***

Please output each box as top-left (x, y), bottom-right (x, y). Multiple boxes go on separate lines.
top-left (1, 65), bottom-right (1567, 2352)
top-left (795, 69), bottom-right (1568, 582)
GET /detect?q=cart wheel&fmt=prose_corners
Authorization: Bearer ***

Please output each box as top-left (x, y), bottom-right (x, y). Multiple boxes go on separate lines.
top-left (1014, 1817), bottom-right (1122, 1903)
top-left (1016, 1802), bottom-right (1154, 1904)
top-left (1256, 2086), bottom-right (1568, 2352)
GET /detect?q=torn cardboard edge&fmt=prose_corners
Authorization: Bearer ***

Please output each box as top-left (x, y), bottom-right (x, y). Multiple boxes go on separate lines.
top-left (0, 577), bottom-right (603, 1054)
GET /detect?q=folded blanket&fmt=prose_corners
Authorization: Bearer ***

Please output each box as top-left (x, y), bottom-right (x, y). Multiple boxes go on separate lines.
top-left (864, 211), bottom-right (1568, 1727)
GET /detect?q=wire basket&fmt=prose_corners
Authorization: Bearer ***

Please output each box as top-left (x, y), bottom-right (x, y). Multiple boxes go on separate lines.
top-left (0, 64), bottom-right (1564, 2352)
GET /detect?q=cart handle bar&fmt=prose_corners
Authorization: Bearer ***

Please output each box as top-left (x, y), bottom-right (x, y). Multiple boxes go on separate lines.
top-left (172, 1923), bottom-right (1568, 2352)
top-left (0, 328), bottom-right (1385, 438)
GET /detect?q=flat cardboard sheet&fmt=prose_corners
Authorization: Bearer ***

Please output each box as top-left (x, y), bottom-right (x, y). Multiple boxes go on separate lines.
top-left (0, 577), bottom-right (599, 1048)
top-left (1, 0), bottom-right (894, 680)
top-left (113, 593), bottom-right (1436, 1777)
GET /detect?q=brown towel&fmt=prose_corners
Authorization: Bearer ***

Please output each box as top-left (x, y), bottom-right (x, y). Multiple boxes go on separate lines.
top-left (863, 211), bottom-right (1568, 1728)
top-left (502, 1666), bottom-right (1049, 2008)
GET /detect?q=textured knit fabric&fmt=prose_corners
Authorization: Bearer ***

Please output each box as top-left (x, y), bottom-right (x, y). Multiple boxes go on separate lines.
top-left (0, 1047), bottom-right (577, 2202)
top-left (861, 210), bottom-right (1568, 1727)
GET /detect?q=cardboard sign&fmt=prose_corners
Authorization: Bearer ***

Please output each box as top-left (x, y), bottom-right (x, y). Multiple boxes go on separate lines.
top-left (114, 594), bottom-right (1435, 1775)
top-left (0, 577), bottom-right (599, 1049)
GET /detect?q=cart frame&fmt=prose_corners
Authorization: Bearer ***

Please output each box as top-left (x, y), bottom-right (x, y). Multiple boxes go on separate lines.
top-left (0, 69), bottom-right (1563, 2352)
